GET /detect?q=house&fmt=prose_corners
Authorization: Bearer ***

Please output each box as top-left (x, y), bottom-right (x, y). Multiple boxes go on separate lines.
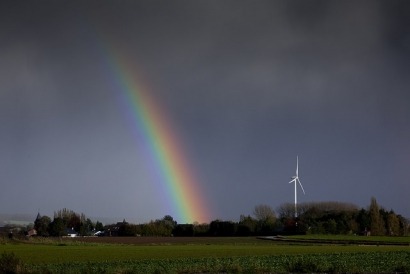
top-left (26, 228), bottom-right (37, 237)
top-left (94, 230), bottom-right (104, 236)
top-left (66, 227), bottom-right (78, 237)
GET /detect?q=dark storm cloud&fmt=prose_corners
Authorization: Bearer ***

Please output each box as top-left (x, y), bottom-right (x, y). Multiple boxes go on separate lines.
top-left (1, 1), bottom-right (409, 222)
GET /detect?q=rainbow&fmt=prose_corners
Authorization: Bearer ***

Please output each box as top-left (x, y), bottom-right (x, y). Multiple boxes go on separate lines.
top-left (101, 50), bottom-right (210, 224)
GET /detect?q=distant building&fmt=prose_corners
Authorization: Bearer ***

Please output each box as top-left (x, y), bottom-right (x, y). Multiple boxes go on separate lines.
top-left (66, 227), bottom-right (78, 237)
top-left (26, 228), bottom-right (37, 237)
top-left (94, 230), bottom-right (104, 236)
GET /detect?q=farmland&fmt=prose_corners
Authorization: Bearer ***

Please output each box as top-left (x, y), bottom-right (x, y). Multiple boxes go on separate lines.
top-left (1, 236), bottom-right (409, 273)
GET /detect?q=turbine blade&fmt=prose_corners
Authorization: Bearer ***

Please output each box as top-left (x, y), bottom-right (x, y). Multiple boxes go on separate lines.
top-left (297, 178), bottom-right (305, 194)
top-left (288, 179), bottom-right (296, 184)
top-left (296, 156), bottom-right (299, 177)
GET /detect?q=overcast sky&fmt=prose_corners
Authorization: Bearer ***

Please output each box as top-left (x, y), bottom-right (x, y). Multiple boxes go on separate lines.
top-left (1, 1), bottom-right (410, 223)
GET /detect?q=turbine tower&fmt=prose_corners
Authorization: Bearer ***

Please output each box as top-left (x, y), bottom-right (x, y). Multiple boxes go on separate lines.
top-left (288, 156), bottom-right (305, 218)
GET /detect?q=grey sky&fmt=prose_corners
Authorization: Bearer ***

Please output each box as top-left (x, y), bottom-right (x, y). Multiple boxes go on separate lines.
top-left (1, 1), bottom-right (409, 223)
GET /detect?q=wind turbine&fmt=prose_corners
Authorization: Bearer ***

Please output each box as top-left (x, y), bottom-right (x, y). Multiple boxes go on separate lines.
top-left (288, 156), bottom-right (305, 218)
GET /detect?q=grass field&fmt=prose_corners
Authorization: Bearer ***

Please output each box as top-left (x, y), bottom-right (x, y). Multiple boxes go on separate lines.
top-left (288, 234), bottom-right (410, 243)
top-left (1, 236), bottom-right (409, 273)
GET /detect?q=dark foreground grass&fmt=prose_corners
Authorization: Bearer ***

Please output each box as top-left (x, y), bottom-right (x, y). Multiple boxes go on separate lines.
top-left (1, 237), bottom-right (409, 273)
top-left (3, 251), bottom-right (410, 273)
top-left (1, 241), bottom-right (409, 264)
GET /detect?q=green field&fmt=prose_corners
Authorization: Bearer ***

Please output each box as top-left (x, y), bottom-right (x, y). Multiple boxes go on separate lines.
top-left (287, 234), bottom-right (410, 243)
top-left (1, 236), bottom-right (409, 273)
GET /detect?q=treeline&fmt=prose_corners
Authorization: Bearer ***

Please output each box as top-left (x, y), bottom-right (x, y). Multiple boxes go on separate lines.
top-left (10, 197), bottom-right (408, 238)
top-left (279, 198), bottom-right (408, 236)
top-left (111, 198), bottom-right (409, 237)
top-left (33, 208), bottom-right (104, 237)
top-left (105, 214), bottom-right (277, 237)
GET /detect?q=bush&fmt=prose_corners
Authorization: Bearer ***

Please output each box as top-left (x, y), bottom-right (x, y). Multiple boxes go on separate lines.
top-left (285, 258), bottom-right (321, 273)
top-left (0, 252), bottom-right (23, 273)
top-left (393, 263), bottom-right (410, 274)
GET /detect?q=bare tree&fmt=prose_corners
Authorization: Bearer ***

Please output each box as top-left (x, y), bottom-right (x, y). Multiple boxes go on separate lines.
top-left (277, 203), bottom-right (295, 219)
top-left (253, 204), bottom-right (276, 223)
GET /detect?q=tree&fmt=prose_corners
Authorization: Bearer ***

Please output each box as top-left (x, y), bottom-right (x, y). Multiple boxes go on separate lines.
top-left (209, 220), bottom-right (236, 236)
top-left (398, 216), bottom-right (409, 236)
top-left (79, 218), bottom-right (94, 236)
top-left (118, 221), bottom-right (139, 236)
top-left (161, 215), bottom-right (177, 229)
top-left (369, 197), bottom-right (385, 236)
top-left (237, 215), bottom-right (257, 236)
top-left (387, 211), bottom-right (400, 236)
top-left (95, 221), bottom-right (104, 231)
top-left (48, 217), bottom-right (66, 237)
top-left (323, 219), bottom-right (337, 234)
top-left (356, 208), bottom-right (370, 233)
top-left (54, 208), bottom-right (75, 224)
top-left (193, 223), bottom-right (209, 236)
top-left (277, 203), bottom-right (295, 219)
top-left (34, 214), bottom-right (51, 237)
top-left (173, 224), bottom-right (194, 236)
top-left (141, 220), bottom-right (173, 236)
top-left (253, 205), bottom-right (277, 235)
top-left (253, 204), bottom-right (276, 223)
top-left (142, 216), bottom-right (177, 236)
top-left (67, 214), bottom-right (81, 232)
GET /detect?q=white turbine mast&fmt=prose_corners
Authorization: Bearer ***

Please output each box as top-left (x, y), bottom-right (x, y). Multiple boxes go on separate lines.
top-left (288, 156), bottom-right (305, 218)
